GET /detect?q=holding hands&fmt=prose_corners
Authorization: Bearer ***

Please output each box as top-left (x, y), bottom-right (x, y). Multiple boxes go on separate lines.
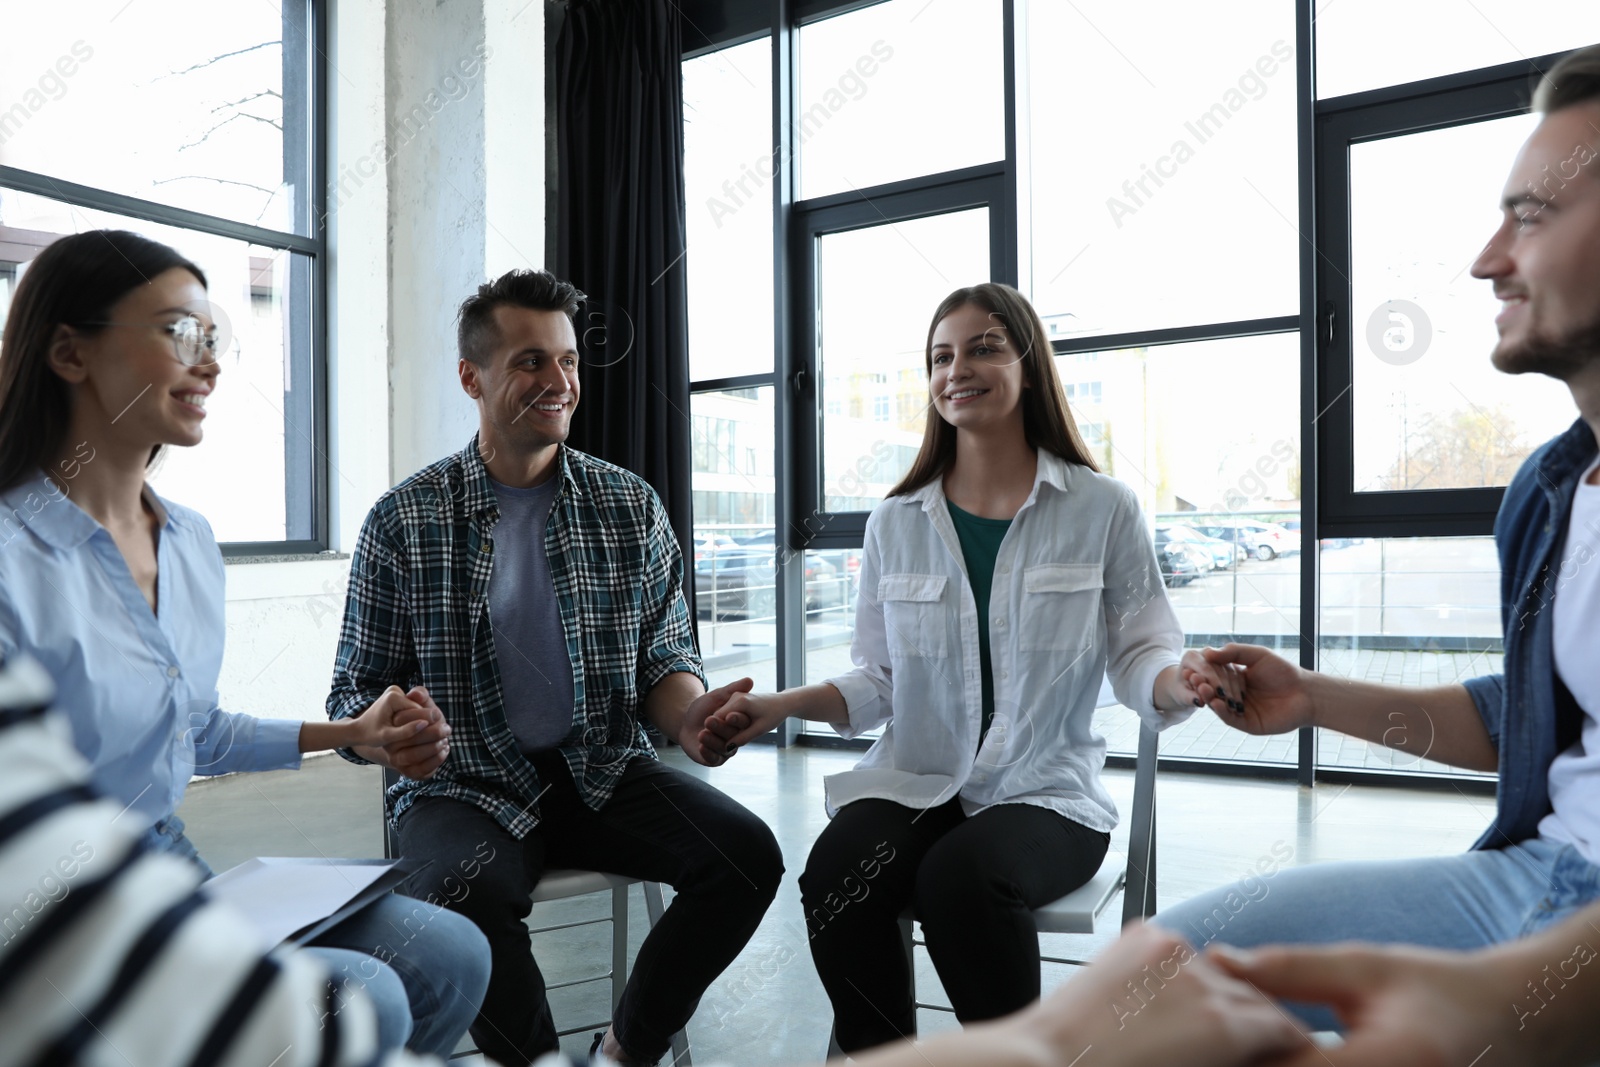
top-left (1178, 643), bottom-right (1317, 735)
top-left (1012, 923), bottom-right (1307, 1067)
top-left (348, 684), bottom-right (452, 779)
top-left (679, 675), bottom-right (756, 767)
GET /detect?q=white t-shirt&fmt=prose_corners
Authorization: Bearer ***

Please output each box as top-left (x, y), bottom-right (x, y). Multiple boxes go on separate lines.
top-left (1538, 455), bottom-right (1600, 863)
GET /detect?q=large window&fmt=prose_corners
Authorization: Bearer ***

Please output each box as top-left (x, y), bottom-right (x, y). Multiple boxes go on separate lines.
top-left (815, 208), bottom-right (990, 510)
top-left (0, 0), bottom-right (324, 552)
top-left (1348, 116), bottom-right (1571, 494)
top-left (682, 1), bottom-right (1581, 786)
top-left (1317, 535), bottom-right (1500, 778)
top-left (797, 0), bottom-right (1003, 199)
top-left (1025, 0), bottom-right (1298, 338)
top-left (1314, 2), bottom-right (1600, 99)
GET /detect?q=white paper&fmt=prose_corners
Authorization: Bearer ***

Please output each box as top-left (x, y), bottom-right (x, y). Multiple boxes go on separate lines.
top-left (203, 857), bottom-right (394, 948)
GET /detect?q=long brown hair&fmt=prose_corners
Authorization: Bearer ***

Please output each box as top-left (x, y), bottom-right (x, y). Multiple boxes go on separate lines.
top-left (887, 282), bottom-right (1099, 498)
top-left (0, 230), bottom-right (207, 493)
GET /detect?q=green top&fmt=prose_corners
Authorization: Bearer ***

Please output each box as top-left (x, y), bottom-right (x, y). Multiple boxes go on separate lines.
top-left (944, 498), bottom-right (1013, 741)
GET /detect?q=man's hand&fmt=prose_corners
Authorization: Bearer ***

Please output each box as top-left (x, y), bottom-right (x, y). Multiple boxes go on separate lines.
top-left (1210, 939), bottom-right (1539, 1067)
top-left (383, 686), bottom-right (451, 780)
top-left (1181, 643), bottom-right (1316, 735)
top-left (678, 676), bottom-right (753, 767)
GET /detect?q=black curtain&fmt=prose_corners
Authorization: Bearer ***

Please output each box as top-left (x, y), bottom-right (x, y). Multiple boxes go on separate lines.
top-left (554, 0), bottom-right (698, 628)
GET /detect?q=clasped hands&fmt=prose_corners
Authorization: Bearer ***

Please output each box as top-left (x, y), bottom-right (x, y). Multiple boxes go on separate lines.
top-left (342, 685), bottom-right (452, 779)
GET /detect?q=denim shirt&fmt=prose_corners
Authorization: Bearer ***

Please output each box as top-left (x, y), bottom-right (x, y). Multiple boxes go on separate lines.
top-left (1463, 417), bottom-right (1595, 850)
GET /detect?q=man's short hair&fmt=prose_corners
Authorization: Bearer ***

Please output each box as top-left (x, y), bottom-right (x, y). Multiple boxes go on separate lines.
top-left (457, 269), bottom-right (586, 366)
top-left (1534, 44), bottom-right (1600, 114)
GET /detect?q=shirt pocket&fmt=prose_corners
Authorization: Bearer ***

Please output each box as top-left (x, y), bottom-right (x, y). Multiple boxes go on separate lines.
top-left (1019, 563), bottom-right (1103, 652)
top-left (877, 573), bottom-right (949, 658)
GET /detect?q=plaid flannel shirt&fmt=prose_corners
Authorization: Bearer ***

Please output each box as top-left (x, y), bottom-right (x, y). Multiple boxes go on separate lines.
top-left (328, 436), bottom-right (706, 837)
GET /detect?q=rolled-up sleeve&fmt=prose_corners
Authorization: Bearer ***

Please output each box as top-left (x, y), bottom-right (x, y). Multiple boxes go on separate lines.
top-left (824, 514), bottom-right (895, 738)
top-left (1101, 487), bottom-right (1188, 729)
top-left (328, 505), bottom-right (418, 766)
top-left (1463, 673), bottom-right (1505, 751)
top-left (636, 491), bottom-right (708, 695)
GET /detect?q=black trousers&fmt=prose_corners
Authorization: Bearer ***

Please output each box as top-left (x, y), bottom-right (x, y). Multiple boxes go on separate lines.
top-left (397, 755), bottom-right (783, 1066)
top-left (800, 797), bottom-right (1109, 1054)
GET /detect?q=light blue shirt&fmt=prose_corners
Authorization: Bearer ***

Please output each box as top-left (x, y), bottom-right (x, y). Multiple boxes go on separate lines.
top-left (0, 472), bottom-right (301, 831)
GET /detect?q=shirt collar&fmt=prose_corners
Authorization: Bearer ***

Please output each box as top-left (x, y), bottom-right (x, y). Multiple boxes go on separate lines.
top-left (1538, 417), bottom-right (1600, 497)
top-left (456, 435), bottom-right (582, 516)
top-left (0, 472), bottom-right (183, 551)
top-left (897, 449), bottom-right (1075, 511)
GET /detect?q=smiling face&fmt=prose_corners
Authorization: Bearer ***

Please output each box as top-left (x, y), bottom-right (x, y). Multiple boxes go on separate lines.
top-left (929, 301), bottom-right (1028, 433)
top-left (459, 305), bottom-right (581, 459)
top-left (1471, 102), bottom-right (1600, 378)
top-left (52, 266), bottom-right (219, 452)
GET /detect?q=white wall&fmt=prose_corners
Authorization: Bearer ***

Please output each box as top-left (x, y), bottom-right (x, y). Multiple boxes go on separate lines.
top-left (217, 0), bottom-right (546, 729)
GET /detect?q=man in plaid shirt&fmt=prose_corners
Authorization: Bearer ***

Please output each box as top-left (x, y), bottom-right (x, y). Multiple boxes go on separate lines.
top-left (327, 269), bottom-right (783, 1066)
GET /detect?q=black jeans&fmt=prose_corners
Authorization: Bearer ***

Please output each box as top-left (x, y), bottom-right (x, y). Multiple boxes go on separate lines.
top-left (800, 797), bottom-right (1109, 1054)
top-left (397, 754), bottom-right (783, 1065)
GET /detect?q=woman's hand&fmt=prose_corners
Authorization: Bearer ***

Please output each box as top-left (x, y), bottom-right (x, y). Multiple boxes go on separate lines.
top-left (347, 686), bottom-right (450, 769)
top-left (1154, 655), bottom-right (1206, 712)
top-left (709, 690), bottom-right (795, 749)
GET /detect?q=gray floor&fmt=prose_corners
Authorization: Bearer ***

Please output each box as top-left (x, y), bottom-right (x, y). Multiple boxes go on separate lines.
top-left (177, 744), bottom-right (1493, 1065)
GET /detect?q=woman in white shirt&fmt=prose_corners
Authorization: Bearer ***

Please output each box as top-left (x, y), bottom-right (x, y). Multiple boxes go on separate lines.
top-left (713, 283), bottom-right (1215, 1053)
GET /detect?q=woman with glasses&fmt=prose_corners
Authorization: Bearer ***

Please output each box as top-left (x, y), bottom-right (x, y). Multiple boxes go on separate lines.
top-left (711, 283), bottom-right (1222, 1054)
top-left (0, 230), bottom-right (489, 1058)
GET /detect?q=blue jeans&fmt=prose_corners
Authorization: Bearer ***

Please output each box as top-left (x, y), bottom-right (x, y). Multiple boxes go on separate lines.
top-left (144, 816), bottom-right (490, 1057)
top-left (1152, 836), bottom-right (1600, 1030)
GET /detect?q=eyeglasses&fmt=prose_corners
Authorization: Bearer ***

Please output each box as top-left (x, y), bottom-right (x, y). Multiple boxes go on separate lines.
top-left (76, 315), bottom-right (229, 367)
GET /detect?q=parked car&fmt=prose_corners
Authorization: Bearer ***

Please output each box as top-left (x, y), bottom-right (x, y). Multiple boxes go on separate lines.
top-left (694, 547), bottom-right (775, 620)
top-left (1156, 524), bottom-right (1238, 570)
top-left (693, 533), bottom-right (742, 562)
top-left (1193, 521), bottom-right (1298, 562)
top-left (694, 547), bottom-right (846, 619)
top-left (1152, 530), bottom-right (1206, 586)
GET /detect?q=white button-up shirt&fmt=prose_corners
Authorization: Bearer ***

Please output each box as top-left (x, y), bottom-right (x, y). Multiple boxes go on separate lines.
top-left (823, 451), bottom-right (1191, 832)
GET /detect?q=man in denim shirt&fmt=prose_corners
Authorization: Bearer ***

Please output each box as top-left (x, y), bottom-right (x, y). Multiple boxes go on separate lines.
top-left (327, 270), bottom-right (782, 1065)
top-left (1153, 45), bottom-right (1600, 1032)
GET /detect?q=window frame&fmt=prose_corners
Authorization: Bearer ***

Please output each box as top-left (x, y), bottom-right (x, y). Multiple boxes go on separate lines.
top-left (0, 0), bottom-right (329, 557)
top-left (681, 0), bottom-right (1554, 794)
top-left (1313, 53), bottom-right (1570, 541)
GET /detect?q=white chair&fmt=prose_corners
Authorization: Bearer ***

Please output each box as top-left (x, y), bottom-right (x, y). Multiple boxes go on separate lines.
top-left (827, 724), bottom-right (1159, 1057)
top-left (524, 869), bottom-right (692, 1066)
top-left (379, 772), bottom-right (692, 1064)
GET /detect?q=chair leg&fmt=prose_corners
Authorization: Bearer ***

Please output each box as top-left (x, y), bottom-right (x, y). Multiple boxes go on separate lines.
top-left (899, 916), bottom-right (916, 1016)
top-left (611, 885), bottom-right (628, 1014)
top-left (640, 883), bottom-right (692, 1065)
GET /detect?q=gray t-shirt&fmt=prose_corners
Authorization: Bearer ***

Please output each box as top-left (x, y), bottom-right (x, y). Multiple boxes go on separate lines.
top-left (488, 475), bottom-right (576, 753)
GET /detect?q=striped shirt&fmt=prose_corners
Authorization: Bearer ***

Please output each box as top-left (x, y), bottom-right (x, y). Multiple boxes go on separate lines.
top-left (328, 438), bottom-right (705, 837)
top-left (0, 654), bottom-right (410, 1067)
